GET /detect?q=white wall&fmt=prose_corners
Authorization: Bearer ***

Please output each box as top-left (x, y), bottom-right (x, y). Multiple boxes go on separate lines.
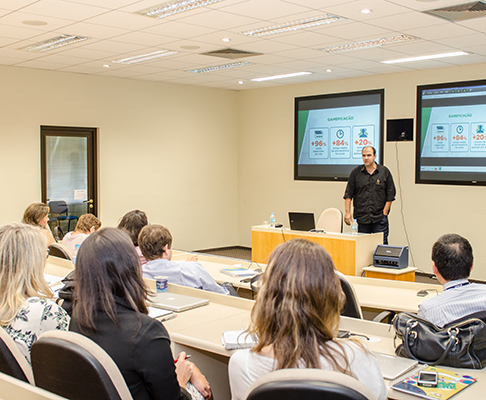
top-left (0, 66), bottom-right (239, 250)
top-left (237, 63), bottom-right (486, 280)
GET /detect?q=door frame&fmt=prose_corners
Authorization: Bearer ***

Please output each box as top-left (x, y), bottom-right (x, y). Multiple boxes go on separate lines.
top-left (40, 125), bottom-right (98, 216)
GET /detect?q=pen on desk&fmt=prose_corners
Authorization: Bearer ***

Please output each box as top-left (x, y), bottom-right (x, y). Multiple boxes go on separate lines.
top-left (160, 314), bottom-right (178, 322)
top-left (174, 355), bottom-right (191, 363)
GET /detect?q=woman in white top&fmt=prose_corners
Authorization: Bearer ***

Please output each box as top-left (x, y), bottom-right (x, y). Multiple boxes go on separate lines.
top-left (228, 239), bottom-right (387, 400)
top-left (0, 223), bottom-right (70, 363)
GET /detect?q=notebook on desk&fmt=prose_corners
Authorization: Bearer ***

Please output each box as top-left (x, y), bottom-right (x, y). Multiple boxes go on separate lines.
top-left (288, 212), bottom-right (315, 231)
top-left (374, 352), bottom-right (419, 380)
top-left (148, 292), bottom-right (209, 312)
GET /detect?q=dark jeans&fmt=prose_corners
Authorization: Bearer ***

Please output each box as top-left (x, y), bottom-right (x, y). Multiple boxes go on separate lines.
top-left (358, 214), bottom-right (389, 244)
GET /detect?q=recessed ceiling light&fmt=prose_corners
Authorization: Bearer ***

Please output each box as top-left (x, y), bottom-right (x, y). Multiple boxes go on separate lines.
top-left (360, 9), bottom-right (372, 14)
top-left (113, 50), bottom-right (178, 64)
top-left (251, 72), bottom-right (312, 82)
top-left (239, 14), bottom-right (344, 37)
top-left (382, 51), bottom-right (469, 64)
top-left (18, 34), bottom-right (90, 53)
top-left (186, 61), bottom-right (252, 73)
top-left (238, 80), bottom-right (244, 84)
top-left (326, 69), bottom-right (332, 72)
top-left (222, 38), bottom-right (230, 42)
top-left (135, 0), bottom-right (224, 19)
top-left (103, 64), bottom-right (110, 68)
top-left (319, 35), bottom-right (417, 53)
top-left (22, 20), bottom-right (47, 26)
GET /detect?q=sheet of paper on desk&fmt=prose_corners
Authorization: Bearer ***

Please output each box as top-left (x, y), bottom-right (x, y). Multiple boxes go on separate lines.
top-left (44, 273), bottom-right (63, 285)
top-left (147, 306), bottom-right (173, 320)
top-left (222, 330), bottom-right (257, 350)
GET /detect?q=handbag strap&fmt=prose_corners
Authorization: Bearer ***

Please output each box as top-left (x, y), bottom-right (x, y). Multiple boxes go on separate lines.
top-left (404, 322), bottom-right (459, 365)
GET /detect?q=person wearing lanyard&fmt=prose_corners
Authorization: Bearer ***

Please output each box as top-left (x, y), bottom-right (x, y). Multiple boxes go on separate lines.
top-left (418, 233), bottom-right (486, 327)
top-left (343, 146), bottom-right (396, 244)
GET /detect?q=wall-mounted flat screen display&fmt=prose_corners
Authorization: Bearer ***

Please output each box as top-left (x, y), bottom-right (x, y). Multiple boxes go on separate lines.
top-left (416, 79), bottom-right (486, 186)
top-left (295, 89), bottom-right (384, 181)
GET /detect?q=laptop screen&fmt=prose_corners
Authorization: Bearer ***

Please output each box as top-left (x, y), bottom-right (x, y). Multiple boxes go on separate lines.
top-left (288, 212), bottom-right (315, 231)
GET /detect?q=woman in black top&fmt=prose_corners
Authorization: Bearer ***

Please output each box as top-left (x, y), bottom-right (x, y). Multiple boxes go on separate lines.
top-left (69, 228), bottom-right (210, 400)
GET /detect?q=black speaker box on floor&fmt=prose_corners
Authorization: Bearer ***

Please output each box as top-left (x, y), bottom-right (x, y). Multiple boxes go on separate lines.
top-left (387, 118), bottom-right (414, 142)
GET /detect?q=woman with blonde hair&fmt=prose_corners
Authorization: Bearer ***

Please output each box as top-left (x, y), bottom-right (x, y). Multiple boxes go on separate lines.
top-left (22, 202), bottom-right (55, 246)
top-left (0, 223), bottom-right (70, 362)
top-left (228, 239), bottom-right (387, 400)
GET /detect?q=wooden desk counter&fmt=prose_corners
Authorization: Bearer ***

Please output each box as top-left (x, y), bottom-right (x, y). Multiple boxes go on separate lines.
top-left (251, 225), bottom-right (382, 276)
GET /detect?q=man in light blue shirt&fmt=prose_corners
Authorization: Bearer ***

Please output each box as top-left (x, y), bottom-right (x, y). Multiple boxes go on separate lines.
top-left (418, 233), bottom-right (486, 327)
top-left (138, 224), bottom-right (229, 295)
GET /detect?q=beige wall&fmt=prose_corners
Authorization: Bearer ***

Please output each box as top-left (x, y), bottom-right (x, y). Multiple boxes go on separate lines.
top-left (2, 63), bottom-right (486, 279)
top-left (237, 63), bottom-right (486, 280)
top-left (0, 66), bottom-right (239, 250)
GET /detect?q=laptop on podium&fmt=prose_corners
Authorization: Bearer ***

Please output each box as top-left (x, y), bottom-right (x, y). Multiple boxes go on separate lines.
top-left (288, 212), bottom-right (315, 231)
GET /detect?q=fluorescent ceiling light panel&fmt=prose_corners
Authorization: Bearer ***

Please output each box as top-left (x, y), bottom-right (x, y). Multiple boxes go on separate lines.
top-left (19, 34), bottom-right (90, 52)
top-left (135, 0), bottom-right (224, 19)
top-left (251, 72), bottom-right (312, 82)
top-left (113, 50), bottom-right (178, 64)
top-left (187, 61), bottom-right (252, 73)
top-left (239, 14), bottom-right (343, 38)
top-left (319, 35), bottom-right (417, 53)
top-left (382, 51), bottom-right (469, 64)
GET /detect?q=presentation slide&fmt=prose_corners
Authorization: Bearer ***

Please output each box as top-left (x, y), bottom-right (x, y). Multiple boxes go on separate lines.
top-left (420, 105), bottom-right (486, 159)
top-left (297, 104), bottom-right (380, 165)
top-left (417, 81), bottom-right (486, 184)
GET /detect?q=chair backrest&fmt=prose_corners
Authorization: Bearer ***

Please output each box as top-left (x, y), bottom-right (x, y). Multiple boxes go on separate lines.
top-left (53, 225), bottom-right (64, 241)
top-left (245, 368), bottom-right (377, 400)
top-left (316, 208), bottom-right (343, 233)
top-left (337, 271), bottom-right (363, 319)
top-left (31, 331), bottom-right (133, 400)
top-left (48, 201), bottom-right (68, 215)
top-left (0, 327), bottom-right (34, 384)
top-left (48, 244), bottom-right (71, 260)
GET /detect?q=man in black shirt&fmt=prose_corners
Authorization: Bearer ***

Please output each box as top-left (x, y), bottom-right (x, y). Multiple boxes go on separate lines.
top-left (343, 146), bottom-right (396, 244)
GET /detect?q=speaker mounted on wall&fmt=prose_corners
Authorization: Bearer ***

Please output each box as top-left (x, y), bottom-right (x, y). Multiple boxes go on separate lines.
top-left (387, 118), bottom-right (414, 142)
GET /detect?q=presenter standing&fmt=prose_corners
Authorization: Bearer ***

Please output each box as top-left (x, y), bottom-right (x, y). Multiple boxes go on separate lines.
top-left (343, 146), bottom-right (396, 244)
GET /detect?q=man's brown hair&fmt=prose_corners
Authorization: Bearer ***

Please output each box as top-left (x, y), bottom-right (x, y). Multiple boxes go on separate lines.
top-left (138, 224), bottom-right (172, 261)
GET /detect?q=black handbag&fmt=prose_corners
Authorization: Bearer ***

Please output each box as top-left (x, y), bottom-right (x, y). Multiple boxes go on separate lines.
top-left (393, 311), bottom-right (486, 369)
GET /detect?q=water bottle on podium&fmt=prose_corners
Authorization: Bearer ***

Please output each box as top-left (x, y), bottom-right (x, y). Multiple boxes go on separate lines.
top-left (270, 213), bottom-right (276, 228)
top-left (352, 219), bottom-right (358, 236)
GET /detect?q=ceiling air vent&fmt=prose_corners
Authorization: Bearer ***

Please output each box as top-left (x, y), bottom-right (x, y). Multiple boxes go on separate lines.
top-left (422, 1), bottom-right (486, 21)
top-left (201, 48), bottom-right (262, 59)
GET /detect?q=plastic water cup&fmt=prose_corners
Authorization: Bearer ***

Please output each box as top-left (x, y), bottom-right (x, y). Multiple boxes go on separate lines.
top-left (155, 276), bottom-right (168, 292)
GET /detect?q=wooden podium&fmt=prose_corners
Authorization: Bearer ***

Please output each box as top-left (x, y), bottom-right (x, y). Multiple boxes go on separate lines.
top-left (251, 226), bottom-right (383, 276)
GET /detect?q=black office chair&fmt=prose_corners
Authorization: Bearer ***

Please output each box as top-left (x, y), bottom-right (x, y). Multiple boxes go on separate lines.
top-left (31, 331), bottom-right (133, 400)
top-left (0, 327), bottom-right (34, 384)
top-left (48, 243), bottom-right (72, 260)
top-left (245, 368), bottom-right (377, 400)
top-left (48, 200), bottom-right (78, 232)
top-left (337, 271), bottom-right (363, 319)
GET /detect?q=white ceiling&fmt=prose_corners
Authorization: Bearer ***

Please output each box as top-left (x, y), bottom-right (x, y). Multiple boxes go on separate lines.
top-left (0, 0), bottom-right (485, 90)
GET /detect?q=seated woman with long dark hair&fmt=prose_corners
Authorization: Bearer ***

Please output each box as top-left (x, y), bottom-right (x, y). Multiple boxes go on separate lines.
top-left (229, 239), bottom-right (387, 400)
top-left (117, 210), bottom-right (149, 265)
top-left (70, 228), bottom-right (210, 400)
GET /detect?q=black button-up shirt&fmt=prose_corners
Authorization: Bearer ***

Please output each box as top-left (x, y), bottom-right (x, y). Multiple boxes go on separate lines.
top-left (343, 164), bottom-right (396, 224)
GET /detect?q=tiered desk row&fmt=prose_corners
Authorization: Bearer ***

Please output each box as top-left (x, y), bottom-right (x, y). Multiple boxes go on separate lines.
top-left (27, 254), bottom-right (483, 400)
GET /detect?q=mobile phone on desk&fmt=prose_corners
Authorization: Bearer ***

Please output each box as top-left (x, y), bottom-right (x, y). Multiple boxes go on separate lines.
top-left (417, 370), bottom-right (438, 387)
